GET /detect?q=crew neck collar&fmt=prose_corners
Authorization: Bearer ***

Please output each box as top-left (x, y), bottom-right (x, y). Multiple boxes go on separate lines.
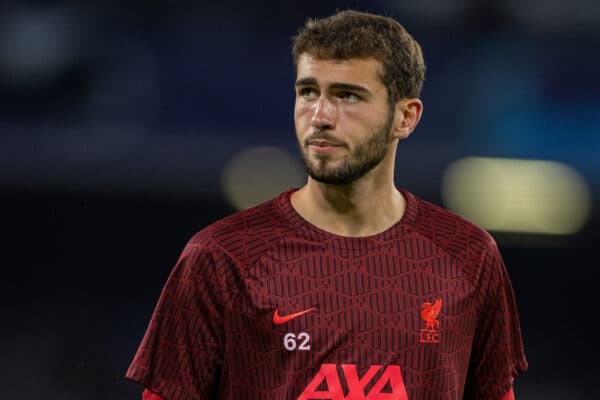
top-left (277, 188), bottom-right (418, 249)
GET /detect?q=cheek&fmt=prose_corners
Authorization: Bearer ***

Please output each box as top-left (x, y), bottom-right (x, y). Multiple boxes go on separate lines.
top-left (294, 103), bottom-right (311, 126)
top-left (341, 106), bottom-right (386, 130)
top-left (340, 107), bottom-right (361, 120)
top-left (338, 107), bottom-right (370, 130)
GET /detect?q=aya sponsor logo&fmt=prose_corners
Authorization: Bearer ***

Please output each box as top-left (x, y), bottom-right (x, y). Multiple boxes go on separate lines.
top-left (298, 363), bottom-right (408, 400)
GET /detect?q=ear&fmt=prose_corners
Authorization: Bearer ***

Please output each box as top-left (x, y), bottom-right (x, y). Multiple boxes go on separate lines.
top-left (392, 98), bottom-right (423, 140)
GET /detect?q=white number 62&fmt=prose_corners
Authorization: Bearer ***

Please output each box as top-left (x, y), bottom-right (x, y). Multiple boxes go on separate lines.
top-left (284, 332), bottom-right (311, 351)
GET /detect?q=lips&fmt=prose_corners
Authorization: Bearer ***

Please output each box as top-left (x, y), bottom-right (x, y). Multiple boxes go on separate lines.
top-left (308, 140), bottom-right (343, 154)
top-left (309, 139), bottom-right (341, 147)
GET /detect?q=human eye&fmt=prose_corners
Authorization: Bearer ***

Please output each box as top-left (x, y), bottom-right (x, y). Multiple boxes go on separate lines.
top-left (298, 87), bottom-right (319, 99)
top-left (338, 91), bottom-right (362, 102)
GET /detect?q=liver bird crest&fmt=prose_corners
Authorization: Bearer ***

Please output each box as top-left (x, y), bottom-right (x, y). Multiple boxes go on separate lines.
top-left (420, 298), bottom-right (442, 331)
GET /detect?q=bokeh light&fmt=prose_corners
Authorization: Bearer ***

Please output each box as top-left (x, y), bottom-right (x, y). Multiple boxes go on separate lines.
top-left (441, 157), bottom-right (592, 234)
top-left (221, 146), bottom-right (305, 210)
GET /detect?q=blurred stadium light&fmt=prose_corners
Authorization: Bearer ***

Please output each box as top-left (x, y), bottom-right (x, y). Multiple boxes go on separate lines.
top-left (441, 157), bottom-right (592, 235)
top-left (0, 6), bottom-right (87, 86)
top-left (221, 145), bottom-right (305, 210)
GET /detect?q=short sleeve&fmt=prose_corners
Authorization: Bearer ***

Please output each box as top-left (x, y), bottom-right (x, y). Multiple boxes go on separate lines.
top-left (463, 245), bottom-right (528, 400)
top-left (126, 239), bottom-right (237, 400)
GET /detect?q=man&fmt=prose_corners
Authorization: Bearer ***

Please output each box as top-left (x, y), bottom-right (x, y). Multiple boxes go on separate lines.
top-left (126, 10), bottom-right (527, 400)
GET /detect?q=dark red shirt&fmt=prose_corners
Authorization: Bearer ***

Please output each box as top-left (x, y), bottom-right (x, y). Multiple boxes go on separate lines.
top-left (126, 189), bottom-right (527, 399)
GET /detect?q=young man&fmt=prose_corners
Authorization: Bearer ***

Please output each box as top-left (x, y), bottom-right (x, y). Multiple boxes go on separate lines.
top-left (126, 10), bottom-right (527, 400)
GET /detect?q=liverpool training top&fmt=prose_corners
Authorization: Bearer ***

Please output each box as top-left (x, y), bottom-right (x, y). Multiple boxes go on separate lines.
top-left (126, 189), bottom-right (527, 399)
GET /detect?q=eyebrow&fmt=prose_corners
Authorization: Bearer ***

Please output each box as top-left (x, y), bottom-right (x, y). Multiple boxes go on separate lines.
top-left (295, 78), bottom-right (371, 94)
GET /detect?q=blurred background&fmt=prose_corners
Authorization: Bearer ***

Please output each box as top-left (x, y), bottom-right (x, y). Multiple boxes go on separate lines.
top-left (2, 0), bottom-right (598, 398)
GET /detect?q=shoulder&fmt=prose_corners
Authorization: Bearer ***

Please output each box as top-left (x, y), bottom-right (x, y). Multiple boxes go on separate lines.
top-left (184, 191), bottom-right (296, 260)
top-left (403, 190), bottom-right (501, 287)
top-left (406, 191), bottom-right (507, 297)
top-left (165, 192), bottom-right (294, 287)
top-left (409, 191), bottom-right (497, 254)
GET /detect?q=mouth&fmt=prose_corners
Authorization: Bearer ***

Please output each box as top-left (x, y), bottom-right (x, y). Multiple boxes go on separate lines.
top-left (309, 139), bottom-right (340, 147)
top-left (307, 139), bottom-right (343, 153)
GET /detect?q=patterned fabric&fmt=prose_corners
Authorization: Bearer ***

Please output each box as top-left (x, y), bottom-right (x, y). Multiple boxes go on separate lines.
top-left (143, 389), bottom-right (166, 400)
top-left (126, 189), bottom-right (527, 399)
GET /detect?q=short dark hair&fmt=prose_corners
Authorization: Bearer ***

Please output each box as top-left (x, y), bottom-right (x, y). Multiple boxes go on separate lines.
top-left (292, 10), bottom-right (426, 105)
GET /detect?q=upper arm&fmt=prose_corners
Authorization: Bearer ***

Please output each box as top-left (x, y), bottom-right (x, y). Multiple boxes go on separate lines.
top-left (464, 246), bottom-right (528, 399)
top-left (126, 241), bottom-right (237, 399)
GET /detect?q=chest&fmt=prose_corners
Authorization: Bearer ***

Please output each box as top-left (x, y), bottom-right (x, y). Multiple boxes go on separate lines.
top-left (222, 243), bottom-right (478, 399)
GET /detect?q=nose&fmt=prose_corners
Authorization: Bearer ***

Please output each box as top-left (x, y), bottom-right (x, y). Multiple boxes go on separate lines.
top-left (310, 96), bottom-right (337, 130)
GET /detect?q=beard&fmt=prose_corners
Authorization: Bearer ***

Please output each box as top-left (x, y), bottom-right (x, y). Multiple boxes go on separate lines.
top-left (298, 110), bottom-right (394, 185)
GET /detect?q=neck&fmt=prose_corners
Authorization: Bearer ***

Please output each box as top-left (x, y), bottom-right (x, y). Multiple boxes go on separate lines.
top-left (290, 156), bottom-right (406, 237)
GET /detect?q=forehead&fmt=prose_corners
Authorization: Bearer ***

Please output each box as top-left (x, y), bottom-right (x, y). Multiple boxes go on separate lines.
top-left (296, 54), bottom-right (385, 89)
